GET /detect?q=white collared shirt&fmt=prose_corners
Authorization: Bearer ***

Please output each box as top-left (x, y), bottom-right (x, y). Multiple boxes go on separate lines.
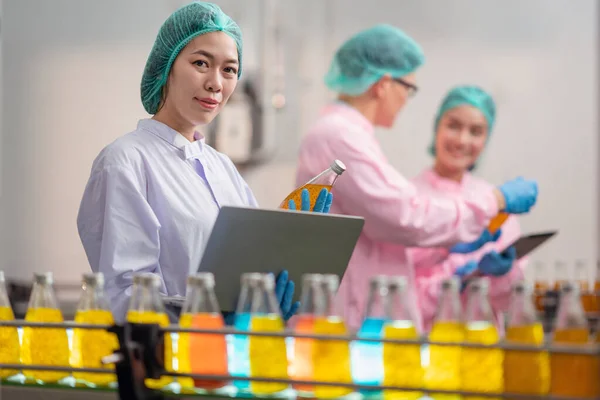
top-left (77, 119), bottom-right (258, 322)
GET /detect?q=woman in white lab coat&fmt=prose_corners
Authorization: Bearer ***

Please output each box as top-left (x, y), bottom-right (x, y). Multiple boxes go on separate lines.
top-left (77, 2), bottom-right (331, 323)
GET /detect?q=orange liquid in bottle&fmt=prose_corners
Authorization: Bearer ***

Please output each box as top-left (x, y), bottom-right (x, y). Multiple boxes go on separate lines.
top-left (534, 283), bottom-right (548, 312)
top-left (504, 323), bottom-right (549, 395)
top-left (550, 328), bottom-right (599, 399)
top-left (183, 313), bottom-right (229, 390)
top-left (290, 315), bottom-right (315, 393)
top-left (488, 213), bottom-right (509, 234)
top-left (280, 184), bottom-right (331, 210)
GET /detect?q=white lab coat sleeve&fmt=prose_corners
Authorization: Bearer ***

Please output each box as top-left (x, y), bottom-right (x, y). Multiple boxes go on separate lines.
top-left (77, 165), bottom-right (166, 323)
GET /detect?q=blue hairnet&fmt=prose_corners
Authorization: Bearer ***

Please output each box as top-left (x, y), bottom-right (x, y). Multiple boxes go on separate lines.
top-left (324, 24), bottom-right (425, 96)
top-left (429, 85), bottom-right (496, 169)
top-left (141, 1), bottom-right (243, 115)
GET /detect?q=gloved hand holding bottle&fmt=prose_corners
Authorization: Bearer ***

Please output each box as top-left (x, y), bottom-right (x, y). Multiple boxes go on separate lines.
top-left (288, 188), bottom-right (333, 213)
top-left (494, 177), bottom-right (538, 214)
top-left (477, 246), bottom-right (516, 276)
top-left (449, 229), bottom-right (502, 254)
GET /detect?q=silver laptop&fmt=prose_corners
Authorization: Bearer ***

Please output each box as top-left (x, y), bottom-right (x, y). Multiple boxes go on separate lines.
top-left (183, 206), bottom-right (364, 312)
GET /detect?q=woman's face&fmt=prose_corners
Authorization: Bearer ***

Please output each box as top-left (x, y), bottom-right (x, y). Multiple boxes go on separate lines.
top-left (159, 31), bottom-right (239, 127)
top-left (435, 105), bottom-right (489, 174)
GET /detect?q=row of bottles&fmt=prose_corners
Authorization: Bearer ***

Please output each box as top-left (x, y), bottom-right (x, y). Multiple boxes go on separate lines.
top-left (0, 272), bottom-right (117, 385)
top-left (351, 275), bottom-right (600, 400)
top-left (1, 270), bottom-right (599, 398)
top-left (533, 261), bottom-right (600, 312)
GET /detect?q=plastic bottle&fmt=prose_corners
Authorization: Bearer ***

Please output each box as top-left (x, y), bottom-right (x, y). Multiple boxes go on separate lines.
top-left (0, 271), bottom-right (20, 379)
top-left (550, 282), bottom-right (598, 398)
top-left (280, 160), bottom-right (345, 210)
top-left (313, 274), bottom-right (353, 399)
top-left (21, 272), bottom-right (70, 383)
top-left (487, 212), bottom-right (509, 234)
top-left (460, 278), bottom-right (503, 400)
top-left (503, 281), bottom-right (549, 395)
top-left (353, 275), bottom-right (388, 394)
top-left (229, 273), bottom-right (258, 392)
top-left (178, 273), bottom-right (227, 391)
top-left (125, 273), bottom-right (173, 389)
top-left (248, 273), bottom-right (288, 395)
top-left (289, 273), bottom-right (322, 394)
top-left (70, 272), bottom-right (118, 386)
top-left (425, 277), bottom-right (464, 400)
top-left (382, 276), bottom-right (422, 400)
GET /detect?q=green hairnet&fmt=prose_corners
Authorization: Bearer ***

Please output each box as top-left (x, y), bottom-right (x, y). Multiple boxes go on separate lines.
top-left (429, 85), bottom-right (496, 168)
top-left (324, 24), bottom-right (424, 96)
top-left (141, 1), bottom-right (243, 115)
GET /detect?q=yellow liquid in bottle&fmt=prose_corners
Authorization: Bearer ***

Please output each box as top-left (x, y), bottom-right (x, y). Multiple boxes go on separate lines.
top-left (70, 309), bottom-right (118, 386)
top-left (176, 313), bottom-right (196, 391)
top-left (126, 310), bottom-right (173, 389)
top-left (248, 314), bottom-right (288, 394)
top-left (280, 184), bottom-right (331, 210)
top-left (313, 316), bottom-right (352, 399)
top-left (21, 307), bottom-right (69, 383)
top-left (382, 322), bottom-right (422, 400)
top-left (504, 323), bottom-right (549, 395)
top-left (460, 322), bottom-right (503, 400)
top-left (426, 321), bottom-right (464, 400)
top-left (550, 328), bottom-right (599, 399)
top-left (0, 306), bottom-right (20, 378)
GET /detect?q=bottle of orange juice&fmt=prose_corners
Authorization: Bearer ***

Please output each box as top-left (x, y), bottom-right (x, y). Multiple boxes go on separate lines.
top-left (71, 272), bottom-right (118, 386)
top-left (280, 160), bottom-right (345, 210)
top-left (550, 282), bottom-right (598, 399)
top-left (126, 273), bottom-right (173, 389)
top-left (21, 272), bottom-right (70, 383)
top-left (179, 273), bottom-right (228, 392)
top-left (504, 281), bottom-right (550, 396)
top-left (488, 212), bottom-right (509, 234)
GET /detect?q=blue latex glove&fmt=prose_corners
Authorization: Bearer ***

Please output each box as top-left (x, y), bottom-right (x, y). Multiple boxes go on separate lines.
top-left (449, 229), bottom-right (502, 254)
top-left (273, 270), bottom-right (300, 321)
top-left (477, 246), bottom-right (517, 276)
top-left (498, 177), bottom-right (538, 214)
top-left (288, 188), bottom-right (333, 213)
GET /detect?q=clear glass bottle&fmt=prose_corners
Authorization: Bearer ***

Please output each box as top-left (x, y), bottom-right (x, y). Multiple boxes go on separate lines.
top-left (229, 272), bottom-right (260, 391)
top-left (21, 272), bottom-right (70, 383)
top-left (353, 275), bottom-right (388, 392)
top-left (280, 160), bottom-right (345, 209)
top-left (290, 274), bottom-right (323, 394)
top-left (550, 282), bottom-right (598, 398)
top-left (248, 273), bottom-right (288, 394)
top-left (126, 273), bottom-right (173, 389)
top-left (504, 281), bottom-right (549, 395)
top-left (460, 278), bottom-right (503, 399)
top-left (178, 273), bottom-right (227, 391)
top-left (313, 274), bottom-right (353, 399)
top-left (71, 273), bottom-right (118, 386)
top-left (382, 276), bottom-right (422, 400)
top-left (0, 271), bottom-right (20, 378)
top-left (426, 277), bottom-right (464, 400)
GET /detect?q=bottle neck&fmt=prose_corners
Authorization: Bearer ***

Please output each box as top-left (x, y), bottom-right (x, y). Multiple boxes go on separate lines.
top-left (28, 282), bottom-right (60, 309)
top-left (465, 290), bottom-right (494, 324)
top-left (507, 292), bottom-right (538, 326)
top-left (434, 288), bottom-right (462, 323)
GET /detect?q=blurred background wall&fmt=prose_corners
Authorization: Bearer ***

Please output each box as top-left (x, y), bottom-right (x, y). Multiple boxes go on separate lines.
top-left (0, 0), bottom-right (598, 288)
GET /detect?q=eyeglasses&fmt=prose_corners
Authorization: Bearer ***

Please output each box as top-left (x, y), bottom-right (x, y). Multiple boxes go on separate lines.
top-left (393, 78), bottom-right (418, 97)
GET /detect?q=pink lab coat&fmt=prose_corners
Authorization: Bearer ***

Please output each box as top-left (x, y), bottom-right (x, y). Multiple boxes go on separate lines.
top-left (295, 102), bottom-right (499, 332)
top-left (408, 168), bottom-right (526, 332)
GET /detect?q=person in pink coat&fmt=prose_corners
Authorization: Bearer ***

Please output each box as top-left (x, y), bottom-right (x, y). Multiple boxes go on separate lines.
top-left (409, 85), bottom-right (525, 332)
top-left (294, 25), bottom-right (538, 331)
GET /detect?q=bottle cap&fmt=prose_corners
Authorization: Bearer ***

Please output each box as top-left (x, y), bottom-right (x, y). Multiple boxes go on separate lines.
top-left (331, 160), bottom-right (346, 175)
